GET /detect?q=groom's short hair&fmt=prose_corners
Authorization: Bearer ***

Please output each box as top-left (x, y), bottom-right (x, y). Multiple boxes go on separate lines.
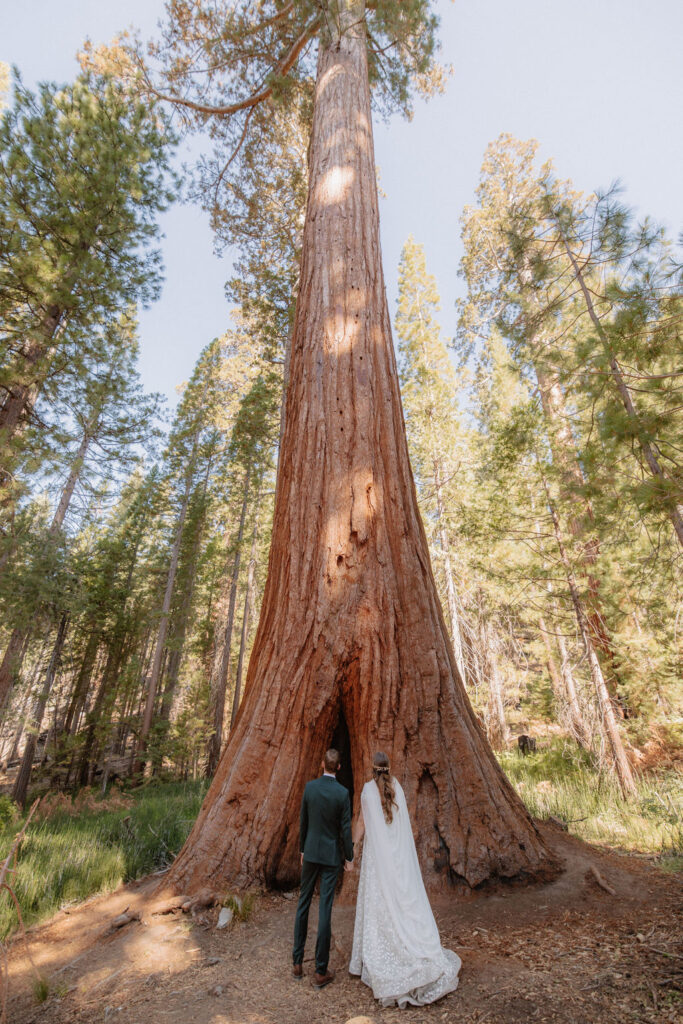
top-left (324, 748), bottom-right (340, 773)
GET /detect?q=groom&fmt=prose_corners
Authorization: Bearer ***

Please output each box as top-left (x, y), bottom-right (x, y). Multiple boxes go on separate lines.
top-left (292, 748), bottom-right (354, 988)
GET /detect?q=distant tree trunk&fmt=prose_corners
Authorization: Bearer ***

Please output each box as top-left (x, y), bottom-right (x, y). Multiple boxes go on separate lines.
top-left (554, 621), bottom-right (591, 748)
top-left (49, 417), bottom-right (94, 536)
top-left (539, 610), bottom-right (590, 749)
top-left (433, 459), bottom-right (468, 686)
top-left (157, 458), bottom-right (213, 741)
top-left (164, 19), bottom-right (558, 896)
top-left (1, 680), bottom-right (34, 768)
top-left (134, 460), bottom-right (197, 776)
top-left (12, 612), bottom-right (69, 807)
top-left (534, 361), bottom-right (626, 713)
top-left (480, 617), bottom-right (509, 750)
top-left (537, 613), bottom-right (563, 700)
top-left (231, 504), bottom-right (260, 730)
top-left (545, 489), bottom-right (636, 796)
top-left (205, 463), bottom-right (251, 776)
top-left (62, 632), bottom-right (100, 738)
top-left (0, 422), bottom-right (94, 709)
top-left (76, 634), bottom-right (127, 788)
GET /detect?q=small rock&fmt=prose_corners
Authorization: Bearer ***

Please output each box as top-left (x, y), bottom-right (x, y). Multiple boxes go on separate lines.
top-left (206, 956), bottom-right (222, 966)
top-left (345, 1017), bottom-right (376, 1024)
top-left (282, 891), bottom-right (296, 900)
top-left (636, 933), bottom-right (645, 942)
top-left (216, 907), bottom-right (233, 929)
top-left (209, 985), bottom-right (224, 997)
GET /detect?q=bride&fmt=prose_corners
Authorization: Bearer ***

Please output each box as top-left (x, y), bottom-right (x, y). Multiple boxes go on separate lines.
top-left (349, 752), bottom-right (461, 1008)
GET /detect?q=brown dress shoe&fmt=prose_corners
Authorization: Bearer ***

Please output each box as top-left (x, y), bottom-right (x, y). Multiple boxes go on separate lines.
top-left (312, 968), bottom-right (335, 989)
top-left (292, 963), bottom-right (303, 980)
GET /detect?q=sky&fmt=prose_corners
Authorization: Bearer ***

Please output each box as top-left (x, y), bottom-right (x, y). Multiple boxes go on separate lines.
top-left (3, 0), bottom-right (683, 410)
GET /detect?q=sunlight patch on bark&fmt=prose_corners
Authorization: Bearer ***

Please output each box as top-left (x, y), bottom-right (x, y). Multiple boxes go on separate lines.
top-left (316, 163), bottom-right (355, 206)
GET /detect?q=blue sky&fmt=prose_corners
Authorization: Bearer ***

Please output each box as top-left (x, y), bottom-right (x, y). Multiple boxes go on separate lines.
top-left (3, 0), bottom-right (682, 408)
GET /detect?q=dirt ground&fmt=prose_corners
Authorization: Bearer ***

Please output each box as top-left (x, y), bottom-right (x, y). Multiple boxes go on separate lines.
top-left (5, 824), bottom-right (682, 1024)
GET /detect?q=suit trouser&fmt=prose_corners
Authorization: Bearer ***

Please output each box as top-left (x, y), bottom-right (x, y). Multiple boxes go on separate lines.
top-left (292, 859), bottom-right (340, 973)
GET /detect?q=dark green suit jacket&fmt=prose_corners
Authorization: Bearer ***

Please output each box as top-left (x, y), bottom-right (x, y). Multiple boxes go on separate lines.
top-left (299, 774), bottom-right (353, 867)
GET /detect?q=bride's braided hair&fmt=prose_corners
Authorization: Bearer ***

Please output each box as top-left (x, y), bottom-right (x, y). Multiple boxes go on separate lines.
top-left (372, 751), bottom-right (398, 824)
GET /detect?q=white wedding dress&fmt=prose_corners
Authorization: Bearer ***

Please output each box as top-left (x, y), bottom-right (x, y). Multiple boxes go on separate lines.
top-left (349, 778), bottom-right (461, 1008)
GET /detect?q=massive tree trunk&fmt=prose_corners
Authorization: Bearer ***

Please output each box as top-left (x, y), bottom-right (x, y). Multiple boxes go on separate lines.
top-left (164, 20), bottom-right (559, 895)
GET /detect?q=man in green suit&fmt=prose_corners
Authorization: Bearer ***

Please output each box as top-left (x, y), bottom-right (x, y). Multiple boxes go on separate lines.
top-left (292, 747), bottom-right (354, 988)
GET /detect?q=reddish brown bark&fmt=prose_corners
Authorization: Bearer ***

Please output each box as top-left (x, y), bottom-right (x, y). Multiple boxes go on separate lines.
top-left (165, 27), bottom-right (559, 895)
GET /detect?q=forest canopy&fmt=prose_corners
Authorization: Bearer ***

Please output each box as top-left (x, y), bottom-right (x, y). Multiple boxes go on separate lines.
top-left (0, 0), bottom-right (680, 889)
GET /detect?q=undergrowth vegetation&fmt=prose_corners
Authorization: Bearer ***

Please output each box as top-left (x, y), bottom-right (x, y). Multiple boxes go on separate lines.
top-left (498, 739), bottom-right (682, 869)
top-left (0, 779), bottom-right (208, 939)
top-left (1, 742), bottom-right (680, 940)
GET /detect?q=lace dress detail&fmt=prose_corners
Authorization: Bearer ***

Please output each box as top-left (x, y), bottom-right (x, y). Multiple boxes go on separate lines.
top-left (349, 779), bottom-right (461, 1008)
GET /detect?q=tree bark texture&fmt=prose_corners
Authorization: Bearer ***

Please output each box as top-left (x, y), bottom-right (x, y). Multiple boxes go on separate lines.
top-left (165, 28), bottom-right (558, 895)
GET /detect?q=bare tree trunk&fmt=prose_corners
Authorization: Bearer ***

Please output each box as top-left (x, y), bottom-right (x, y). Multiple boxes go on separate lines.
top-left (557, 228), bottom-right (683, 547)
top-left (231, 504), bottom-right (260, 730)
top-left (1, 681), bottom-right (34, 768)
top-left (433, 460), bottom-right (468, 685)
top-left (545, 489), bottom-right (636, 796)
top-left (62, 633), bottom-right (99, 738)
top-left (206, 463), bottom-right (251, 776)
top-left (164, 21), bottom-right (558, 896)
top-left (480, 617), bottom-right (509, 750)
top-left (158, 458), bottom-right (213, 741)
top-left (49, 420), bottom-right (94, 536)
top-left (135, 460), bottom-right (197, 776)
top-left (0, 421), bottom-right (95, 709)
top-left (533, 362), bottom-right (626, 714)
top-left (12, 613), bottom-right (69, 807)
top-left (538, 610), bottom-right (591, 749)
top-left (76, 634), bottom-right (127, 788)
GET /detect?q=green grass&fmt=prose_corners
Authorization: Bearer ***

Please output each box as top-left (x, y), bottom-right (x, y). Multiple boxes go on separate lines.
top-left (1, 745), bottom-right (680, 941)
top-left (498, 738), bottom-right (682, 867)
top-left (0, 779), bottom-right (208, 940)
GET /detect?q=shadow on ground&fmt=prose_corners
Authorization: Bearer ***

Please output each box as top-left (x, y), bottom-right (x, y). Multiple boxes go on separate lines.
top-left (6, 825), bottom-right (682, 1024)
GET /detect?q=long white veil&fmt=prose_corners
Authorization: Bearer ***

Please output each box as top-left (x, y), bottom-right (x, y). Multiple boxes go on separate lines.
top-left (361, 777), bottom-right (443, 957)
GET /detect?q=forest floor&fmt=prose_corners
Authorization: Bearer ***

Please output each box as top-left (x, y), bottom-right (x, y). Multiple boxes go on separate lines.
top-left (5, 823), bottom-right (681, 1024)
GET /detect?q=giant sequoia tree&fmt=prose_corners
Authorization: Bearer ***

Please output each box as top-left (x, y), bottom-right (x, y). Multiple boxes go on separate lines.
top-left (120, 0), bottom-right (559, 893)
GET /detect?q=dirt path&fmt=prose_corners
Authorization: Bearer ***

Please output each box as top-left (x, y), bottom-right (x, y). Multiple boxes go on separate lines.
top-left (6, 825), bottom-right (681, 1024)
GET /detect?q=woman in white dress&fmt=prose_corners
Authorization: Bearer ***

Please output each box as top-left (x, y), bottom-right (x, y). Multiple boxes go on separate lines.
top-left (349, 752), bottom-right (461, 1009)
